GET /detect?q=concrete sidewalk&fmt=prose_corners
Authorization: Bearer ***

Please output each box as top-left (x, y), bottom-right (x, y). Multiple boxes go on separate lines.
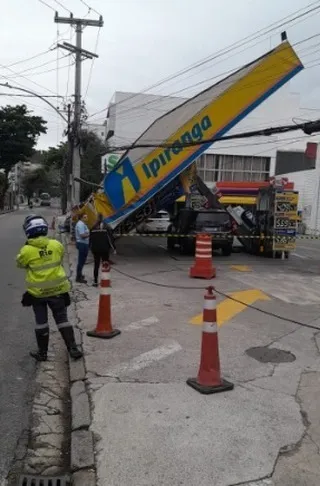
top-left (67, 238), bottom-right (320, 486)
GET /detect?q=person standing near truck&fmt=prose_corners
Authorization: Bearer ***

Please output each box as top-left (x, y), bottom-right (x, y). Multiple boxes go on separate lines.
top-left (75, 213), bottom-right (90, 283)
top-left (90, 213), bottom-right (116, 287)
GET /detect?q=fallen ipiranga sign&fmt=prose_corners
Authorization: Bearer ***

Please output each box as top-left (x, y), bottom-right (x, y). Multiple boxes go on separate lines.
top-left (102, 40), bottom-right (303, 229)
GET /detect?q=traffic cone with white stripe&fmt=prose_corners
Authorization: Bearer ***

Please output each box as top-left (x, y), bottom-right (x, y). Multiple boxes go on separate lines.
top-left (86, 262), bottom-right (121, 339)
top-left (187, 286), bottom-right (234, 394)
top-left (189, 234), bottom-right (216, 279)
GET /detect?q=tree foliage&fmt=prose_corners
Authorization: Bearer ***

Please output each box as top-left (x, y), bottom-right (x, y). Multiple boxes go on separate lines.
top-left (79, 130), bottom-right (105, 201)
top-left (0, 104), bottom-right (47, 208)
top-left (0, 105), bottom-right (47, 174)
top-left (34, 130), bottom-right (105, 203)
top-left (21, 167), bottom-right (50, 201)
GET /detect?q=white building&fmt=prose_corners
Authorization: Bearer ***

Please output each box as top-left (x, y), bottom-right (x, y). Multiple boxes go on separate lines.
top-left (84, 122), bottom-right (107, 142)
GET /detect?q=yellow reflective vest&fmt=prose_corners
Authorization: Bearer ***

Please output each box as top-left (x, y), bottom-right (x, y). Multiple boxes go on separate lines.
top-left (16, 236), bottom-right (71, 298)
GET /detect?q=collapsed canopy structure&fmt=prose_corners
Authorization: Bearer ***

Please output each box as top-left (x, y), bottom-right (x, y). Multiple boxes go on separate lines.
top-left (92, 39), bottom-right (303, 233)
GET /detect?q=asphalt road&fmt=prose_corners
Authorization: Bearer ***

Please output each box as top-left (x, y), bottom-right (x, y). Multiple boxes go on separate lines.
top-left (0, 207), bottom-right (55, 484)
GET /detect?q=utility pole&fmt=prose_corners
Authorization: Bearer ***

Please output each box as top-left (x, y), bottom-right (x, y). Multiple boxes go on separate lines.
top-left (60, 103), bottom-right (72, 214)
top-left (55, 12), bottom-right (103, 207)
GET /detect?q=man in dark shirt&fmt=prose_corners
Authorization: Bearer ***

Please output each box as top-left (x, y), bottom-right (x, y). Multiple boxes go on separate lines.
top-left (90, 214), bottom-right (116, 287)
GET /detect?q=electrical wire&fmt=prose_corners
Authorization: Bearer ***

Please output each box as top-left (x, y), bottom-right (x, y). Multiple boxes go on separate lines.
top-left (111, 39), bottom-right (320, 124)
top-left (0, 92), bottom-right (60, 118)
top-left (37, 0), bottom-right (55, 11)
top-left (88, 0), bottom-right (320, 120)
top-left (105, 118), bottom-right (320, 154)
top-left (0, 70), bottom-right (58, 96)
top-left (56, 24), bottom-right (60, 144)
top-left (65, 26), bottom-right (73, 99)
top-left (0, 93), bottom-right (63, 97)
top-left (4, 62), bottom-right (75, 80)
top-left (53, 0), bottom-right (72, 14)
top-left (84, 27), bottom-right (101, 99)
top-left (5, 53), bottom-right (71, 78)
top-left (111, 266), bottom-right (320, 332)
top-left (3, 49), bottom-right (54, 70)
top-left (78, 0), bottom-right (102, 16)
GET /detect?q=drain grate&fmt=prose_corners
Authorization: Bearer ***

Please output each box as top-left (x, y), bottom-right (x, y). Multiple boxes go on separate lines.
top-left (19, 475), bottom-right (70, 486)
top-left (246, 346), bottom-right (296, 364)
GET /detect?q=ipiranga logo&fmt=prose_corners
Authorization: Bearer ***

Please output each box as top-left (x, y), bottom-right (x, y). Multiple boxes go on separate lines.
top-left (104, 115), bottom-right (212, 211)
top-left (142, 115), bottom-right (212, 178)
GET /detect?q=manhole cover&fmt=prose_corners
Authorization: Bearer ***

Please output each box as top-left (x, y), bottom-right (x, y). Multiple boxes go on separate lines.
top-left (246, 346), bottom-right (296, 363)
top-left (19, 476), bottom-right (70, 486)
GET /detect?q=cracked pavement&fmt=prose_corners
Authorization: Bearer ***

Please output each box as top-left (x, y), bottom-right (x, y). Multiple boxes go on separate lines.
top-left (71, 235), bottom-right (320, 486)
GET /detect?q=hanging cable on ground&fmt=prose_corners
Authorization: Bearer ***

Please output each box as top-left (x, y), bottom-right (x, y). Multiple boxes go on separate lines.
top-left (111, 266), bottom-right (320, 332)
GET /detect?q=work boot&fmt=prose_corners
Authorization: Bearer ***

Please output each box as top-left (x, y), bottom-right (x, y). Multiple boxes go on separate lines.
top-left (30, 328), bottom-right (49, 362)
top-left (76, 276), bottom-right (87, 284)
top-left (58, 325), bottom-right (83, 360)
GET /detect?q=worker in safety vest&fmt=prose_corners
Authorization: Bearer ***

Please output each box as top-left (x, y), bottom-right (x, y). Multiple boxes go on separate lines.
top-left (16, 215), bottom-right (83, 362)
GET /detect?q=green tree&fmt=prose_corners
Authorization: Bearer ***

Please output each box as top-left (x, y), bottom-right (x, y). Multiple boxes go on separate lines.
top-left (21, 167), bottom-right (50, 204)
top-left (80, 130), bottom-right (105, 201)
top-left (0, 104), bottom-right (47, 208)
top-left (39, 130), bottom-right (105, 204)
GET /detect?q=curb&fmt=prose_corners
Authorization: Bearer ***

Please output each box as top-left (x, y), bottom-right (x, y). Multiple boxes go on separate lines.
top-left (62, 233), bottom-right (96, 486)
top-left (0, 208), bottom-right (15, 215)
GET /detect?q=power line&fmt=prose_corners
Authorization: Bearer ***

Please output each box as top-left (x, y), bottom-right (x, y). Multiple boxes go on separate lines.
top-left (5, 53), bottom-right (71, 78)
top-left (78, 0), bottom-right (102, 16)
top-left (84, 27), bottom-right (101, 99)
top-left (112, 266), bottom-right (320, 331)
top-left (53, 0), bottom-right (72, 14)
top-left (3, 48), bottom-right (54, 70)
top-left (106, 119), bottom-right (320, 153)
top-left (88, 0), bottom-right (320, 120)
top-left (0, 67), bottom-right (59, 96)
top-left (5, 61), bottom-right (75, 81)
top-left (0, 93), bottom-right (63, 97)
top-left (106, 39), bottom-right (320, 129)
top-left (107, 37), bottom-right (320, 125)
top-left (37, 0), bottom-right (55, 11)
top-left (65, 26), bottom-right (73, 99)
top-left (0, 82), bottom-right (68, 122)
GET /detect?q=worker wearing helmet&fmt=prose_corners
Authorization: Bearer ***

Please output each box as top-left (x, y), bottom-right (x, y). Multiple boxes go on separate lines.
top-left (16, 215), bottom-right (83, 361)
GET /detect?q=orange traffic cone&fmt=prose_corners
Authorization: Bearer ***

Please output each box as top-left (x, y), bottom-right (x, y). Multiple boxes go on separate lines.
top-left (189, 234), bottom-right (216, 279)
top-left (86, 262), bottom-right (121, 339)
top-left (187, 286), bottom-right (234, 394)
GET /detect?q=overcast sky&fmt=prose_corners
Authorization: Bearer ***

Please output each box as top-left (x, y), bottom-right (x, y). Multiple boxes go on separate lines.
top-left (2, 0), bottom-right (320, 150)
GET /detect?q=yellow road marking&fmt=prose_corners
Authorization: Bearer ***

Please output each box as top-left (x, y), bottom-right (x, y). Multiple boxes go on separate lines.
top-left (190, 289), bottom-right (270, 326)
top-left (230, 265), bottom-right (252, 272)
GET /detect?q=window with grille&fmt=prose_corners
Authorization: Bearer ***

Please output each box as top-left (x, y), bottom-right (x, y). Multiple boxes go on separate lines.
top-left (197, 152), bottom-right (270, 183)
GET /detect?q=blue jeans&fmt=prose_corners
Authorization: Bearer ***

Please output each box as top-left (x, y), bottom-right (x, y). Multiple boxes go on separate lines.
top-left (76, 242), bottom-right (89, 279)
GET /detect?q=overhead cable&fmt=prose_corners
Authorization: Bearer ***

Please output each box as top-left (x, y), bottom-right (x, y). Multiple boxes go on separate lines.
top-left (88, 0), bottom-right (320, 119)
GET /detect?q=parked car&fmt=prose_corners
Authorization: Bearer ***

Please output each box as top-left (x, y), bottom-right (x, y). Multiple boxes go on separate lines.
top-left (167, 208), bottom-right (234, 256)
top-left (137, 210), bottom-right (170, 234)
top-left (39, 192), bottom-right (51, 207)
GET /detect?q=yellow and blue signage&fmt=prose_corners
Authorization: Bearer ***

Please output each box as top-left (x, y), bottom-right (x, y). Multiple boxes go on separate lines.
top-left (103, 40), bottom-right (303, 227)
